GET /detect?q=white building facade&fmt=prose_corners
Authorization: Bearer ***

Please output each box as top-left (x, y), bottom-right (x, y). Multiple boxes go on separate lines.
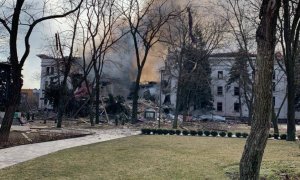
top-left (162, 53), bottom-right (300, 120)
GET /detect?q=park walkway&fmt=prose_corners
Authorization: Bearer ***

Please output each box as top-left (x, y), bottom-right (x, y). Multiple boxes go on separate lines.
top-left (0, 128), bottom-right (140, 169)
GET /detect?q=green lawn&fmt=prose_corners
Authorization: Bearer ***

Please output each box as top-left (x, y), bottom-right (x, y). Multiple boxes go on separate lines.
top-left (1, 136), bottom-right (300, 180)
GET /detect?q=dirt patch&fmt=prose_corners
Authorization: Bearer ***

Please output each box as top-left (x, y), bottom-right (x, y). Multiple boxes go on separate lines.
top-left (0, 130), bottom-right (92, 149)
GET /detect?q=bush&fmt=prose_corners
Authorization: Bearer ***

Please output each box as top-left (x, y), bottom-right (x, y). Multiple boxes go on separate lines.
top-left (268, 134), bottom-right (273, 138)
top-left (162, 129), bottom-right (169, 135)
top-left (182, 130), bottom-right (189, 136)
top-left (141, 128), bottom-right (147, 134)
top-left (151, 129), bottom-right (157, 135)
top-left (298, 135), bottom-right (300, 139)
top-left (175, 130), bottom-right (181, 135)
top-left (204, 131), bottom-right (210, 136)
top-left (235, 132), bottom-right (242, 138)
top-left (190, 130), bottom-right (197, 136)
top-left (157, 129), bottom-right (163, 135)
top-left (211, 131), bottom-right (218, 137)
top-left (219, 131), bottom-right (226, 137)
top-left (242, 133), bottom-right (249, 138)
top-left (169, 129), bottom-right (175, 135)
top-left (274, 134), bottom-right (279, 139)
top-left (227, 132), bottom-right (233, 137)
top-left (280, 134), bottom-right (287, 140)
top-left (197, 130), bottom-right (203, 136)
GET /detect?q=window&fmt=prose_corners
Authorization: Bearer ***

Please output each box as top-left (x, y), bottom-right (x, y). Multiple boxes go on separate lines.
top-left (234, 103), bottom-right (240, 112)
top-left (217, 102), bottom-right (223, 112)
top-left (46, 67), bottom-right (50, 75)
top-left (218, 71), bottom-right (223, 79)
top-left (234, 87), bottom-right (240, 96)
top-left (50, 67), bottom-right (54, 75)
top-left (272, 82), bottom-right (276, 91)
top-left (273, 70), bottom-right (275, 80)
top-left (273, 97), bottom-right (275, 107)
top-left (217, 86), bottom-right (223, 95)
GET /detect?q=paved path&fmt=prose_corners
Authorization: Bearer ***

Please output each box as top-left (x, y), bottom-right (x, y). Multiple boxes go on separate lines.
top-left (0, 128), bottom-right (140, 169)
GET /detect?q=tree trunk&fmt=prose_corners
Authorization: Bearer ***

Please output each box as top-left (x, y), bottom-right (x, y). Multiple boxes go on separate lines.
top-left (0, 68), bottom-right (22, 144)
top-left (131, 70), bottom-right (142, 124)
top-left (272, 103), bottom-right (279, 134)
top-left (286, 73), bottom-right (296, 140)
top-left (95, 73), bottom-right (100, 124)
top-left (57, 65), bottom-right (71, 128)
top-left (247, 105), bottom-right (253, 126)
top-left (239, 0), bottom-right (280, 179)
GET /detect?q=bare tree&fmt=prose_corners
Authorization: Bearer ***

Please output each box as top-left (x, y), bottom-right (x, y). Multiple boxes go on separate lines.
top-left (0, 0), bottom-right (83, 143)
top-left (118, 0), bottom-right (181, 123)
top-left (239, 0), bottom-right (280, 179)
top-left (218, 0), bottom-right (259, 125)
top-left (79, 0), bottom-right (127, 125)
top-left (278, 0), bottom-right (300, 141)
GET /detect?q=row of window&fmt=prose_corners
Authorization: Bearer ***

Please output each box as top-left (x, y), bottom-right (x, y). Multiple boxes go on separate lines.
top-left (216, 102), bottom-right (240, 112)
top-left (216, 97), bottom-right (277, 112)
top-left (217, 70), bottom-right (277, 80)
top-left (217, 86), bottom-right (240, 96)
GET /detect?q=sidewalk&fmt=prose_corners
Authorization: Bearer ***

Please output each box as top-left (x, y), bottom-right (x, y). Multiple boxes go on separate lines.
top-left (0, 128), bottom-right (140, 169)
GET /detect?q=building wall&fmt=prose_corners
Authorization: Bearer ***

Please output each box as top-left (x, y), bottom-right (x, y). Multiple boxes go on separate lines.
top-left (163, 55), bottom-right (299, 120)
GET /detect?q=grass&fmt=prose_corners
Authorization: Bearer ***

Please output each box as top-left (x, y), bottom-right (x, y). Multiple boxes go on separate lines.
top-left (0, 136), bottom-right (300, 180)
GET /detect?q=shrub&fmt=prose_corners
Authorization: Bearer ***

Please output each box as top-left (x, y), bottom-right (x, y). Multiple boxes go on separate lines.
top-left (242, 133), bottom-right (249, 138)
top-left (227, 132), bottom-right (233, 137)
top-left (141, 128), bottom-right (147, 134)
top-left (151, 129), bottom-right (157, 135)
top-left (280, 134), bottom-right (287, 140)
top-left (235, 132), bottom-right (241, 138)
top-left (211, 131), bottom-right (218, 137)
top-left (169, 129), bottom-right (175, 135)
top-left (219, 131), bottom-right (226, 137)
top-left (157, 129), bottom-right (163, 135)
top-left (182, 130), bottom-right (189, 136)
top-left (204, 131), bottom-right (210, 136)
top-left (298, 135), bottom-right (300, 139)
top-left (175, 130), bottom-right (181, 135)
top-left (274, 134), bottom-right (279, 139)
top-left (197, 130), bottom-right (203, 136)
top-left (268, 134), bottom-right (273, 138)
top-left (190, 130), bottom-right (197, 136)
top-left (162, 129), bottom-right (169, 135)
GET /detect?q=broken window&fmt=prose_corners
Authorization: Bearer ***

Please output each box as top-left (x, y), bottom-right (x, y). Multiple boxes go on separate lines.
top-left (217, 102), bottom-right (223, 112)
top-left (234, 103), bottom-right (240, 112)
top-left (218, 71), bottom-right (223, 79)
top-left (234, 87), bottom-right (239, 96)
top-left (163, 95), bottom-right (171, 105)
top-left (50, 67), bottom-right (54, 75)
top-left (217, 86), bottom-right (223, 95)
top-left (46, 67), bottom-right (50, 75)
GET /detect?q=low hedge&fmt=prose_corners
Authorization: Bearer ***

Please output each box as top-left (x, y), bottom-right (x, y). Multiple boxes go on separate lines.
top-left (197, 130), bottom-right (203, 136)
top-left (140, 128), bottom-right (265, 140)
top-left (175, 130), bottom-right (181, 135)
top-left (280, 134), bottom-right (287, 140)
top-left (235, 132), bottom-right (242, 138)
top-left (182, 130), bottom-right (189, 136)
top-left (219, 132), bottom-right (226, 137)
top-left (190, 130), bottom-right (197, 136)
top-left (274, 134), bottom-right (279, 139)
top-left (211, 131), bottom-right (218, 137)
top-left (204, 131), bottom-right (210, 136)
